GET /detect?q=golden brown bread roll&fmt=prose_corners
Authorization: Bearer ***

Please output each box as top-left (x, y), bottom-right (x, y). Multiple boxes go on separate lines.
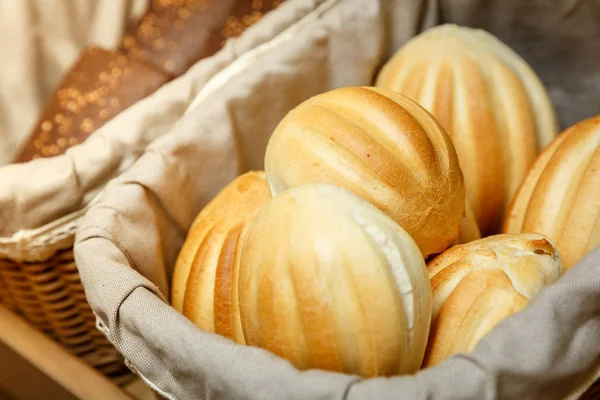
top-left (503, 116), bottom-right (600, 270)
top-left (121, 0), bottom-right (284, 77)
top-left (264, 86), bottom-right (465, 258)
top-left (423, 233), bottom-right (562, 368)
top-left (171, 171), bottom-right (271, 344)
top-left (376, 24), bottom-right (559, 236)
top-left (239, 183), bottom-right (432, 377)
top-left (14, 47), bottom-right (170, 163)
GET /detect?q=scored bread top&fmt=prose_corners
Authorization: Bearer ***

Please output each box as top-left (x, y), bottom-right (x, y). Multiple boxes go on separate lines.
top-left (424, 233), bottom-right (562, 367)
top-left (376, 24), bottom-right (559, 235)
top-left (504, 116), bottom-right (600, 270)
top-left (265, 86), bottom-right (465, 258)
top-left (239, 182), bottom-right (432, 377)
top-left (171, 171), bottom-right (271, 344)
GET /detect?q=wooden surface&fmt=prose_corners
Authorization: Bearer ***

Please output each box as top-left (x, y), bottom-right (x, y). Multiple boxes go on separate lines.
top-left (0, 304), bottom-right (135, 400)
top-left (123, 379), bottom-right (156, 400)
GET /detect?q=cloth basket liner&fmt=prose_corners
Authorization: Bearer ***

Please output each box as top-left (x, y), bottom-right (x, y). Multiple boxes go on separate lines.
top-left (71, 0), bottom-right (600, 399)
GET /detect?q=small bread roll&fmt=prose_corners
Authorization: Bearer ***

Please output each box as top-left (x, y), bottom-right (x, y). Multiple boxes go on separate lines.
top-left (504, 116), bottom-right (600, 270)
top-left (239, 183), bottom-right (432, 377)
top-left (171, 171), bottom-right (271, 344)
top-left (376, 24), bottom-right (559, 235)
top-left (424, 233), bottom-right (562, 367)
top-left (264, 86), bottom-right (465, 258)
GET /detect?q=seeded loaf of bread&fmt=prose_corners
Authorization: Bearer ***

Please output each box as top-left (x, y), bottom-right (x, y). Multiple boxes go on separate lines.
top-left (13, 47), bottom-right (170, 162)
top-left (14, 0), bottom-right (284, 163)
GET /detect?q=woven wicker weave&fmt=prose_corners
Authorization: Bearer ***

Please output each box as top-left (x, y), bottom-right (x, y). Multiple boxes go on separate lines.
top-left (0, 212), bottom-right (133, 386)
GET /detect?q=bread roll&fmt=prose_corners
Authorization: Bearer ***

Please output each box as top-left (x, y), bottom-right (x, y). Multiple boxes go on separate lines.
top-left (376, 24), bottom-right (559, 235)
top-left (503, 116), bottom-right (600, 270)
top-left (239, 183), bottom-right (432, 377)
top-left (14, 47), bottom-right (170, 163)
top-left (264, 86), bottom-right (465, 258)
top-left (171, 171), bottom-right (271, 344)
top-left (424, 233), bottom-right (562, 368)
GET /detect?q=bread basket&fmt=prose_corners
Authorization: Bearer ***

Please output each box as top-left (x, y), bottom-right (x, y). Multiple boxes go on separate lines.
top-left (73, 0), bottom-right (600, 398)
top-left (0, 0), bottom-right (287, 384)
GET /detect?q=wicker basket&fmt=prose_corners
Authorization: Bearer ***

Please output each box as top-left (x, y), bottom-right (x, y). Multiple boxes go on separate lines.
top-left (0, 0), bottom-right (294, 386)
top-left (71, 1), bottom-right (600, 398)
top-left (0, 206), bottom-right (133, 385)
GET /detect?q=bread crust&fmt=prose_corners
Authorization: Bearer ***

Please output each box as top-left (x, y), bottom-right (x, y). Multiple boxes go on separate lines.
top-left (376, 24), bottom-right (559, 235)
top-left (424, 233), bottom-right (562, 367)
top-left (13, 47), bottom-right (170, 162)
top-left (265, 86), bottom-right (465, 258)
top-left (171, 171), bottom-right (271, 344)
top-left (239, 183), bottom-right (432, 377)
top-left (503, 116), bottom-right (600, 270)
top-left (458, 198), bottom-right (481, 244)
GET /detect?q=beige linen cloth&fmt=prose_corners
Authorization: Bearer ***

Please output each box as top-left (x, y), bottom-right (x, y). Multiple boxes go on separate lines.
top-left (0, 0), bottom-right (308, 257)
top-left (0, 0), bottom-right (593, 398)
top-left (0, 0), bottom-right (149, 165)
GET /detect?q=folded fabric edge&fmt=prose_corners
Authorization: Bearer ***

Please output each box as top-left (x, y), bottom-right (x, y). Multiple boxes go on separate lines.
top-left (119, 287), bottom-right (359, 400)
top-left (184, 0), bottom-right (341, 115)
top-left (74, 225), bottom-right (168, 331)
top-left (79, 233), bottom-right (600, 400)
top-left (0, 0), bottom-right (329, 239)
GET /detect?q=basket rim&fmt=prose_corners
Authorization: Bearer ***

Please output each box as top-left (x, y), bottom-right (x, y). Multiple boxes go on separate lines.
top-left (0, 193), bottom-right (102, 262)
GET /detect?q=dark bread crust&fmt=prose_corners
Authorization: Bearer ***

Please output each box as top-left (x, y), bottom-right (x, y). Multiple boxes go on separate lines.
top-left (14, 0), bottom-right (285, 163)
top-left (13, 47), bottom-right (170, 163)
top-left (120, 0), bottom-right (284, 77)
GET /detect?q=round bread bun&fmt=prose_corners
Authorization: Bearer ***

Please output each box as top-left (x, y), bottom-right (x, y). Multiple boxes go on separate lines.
top-left (503, 116), bottom-right (600, 270)
top-left (376, 24), bottom-right (559, 235)
top-left (171, 171), bottom-right (271, 344)
top-left (424, 233), bottom-right (562, 368)
top-left (264, 86), bottom-right (465, 258)
top-left (238, 183), bottom-right (432, 377)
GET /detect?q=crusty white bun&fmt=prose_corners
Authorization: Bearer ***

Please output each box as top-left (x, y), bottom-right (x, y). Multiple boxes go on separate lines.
top-left (424, 233), bottom-right (562, 368)
top-left (376, 24), bottom-right (559, 235)
top-left (171, 171), bottom-right (271, 344)
top-left (503, 116), bottom-right (600, 270)
top-left (238, 183), bottom-right (432, 377)
top-left (264, 86), bottom-right (465, 258)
